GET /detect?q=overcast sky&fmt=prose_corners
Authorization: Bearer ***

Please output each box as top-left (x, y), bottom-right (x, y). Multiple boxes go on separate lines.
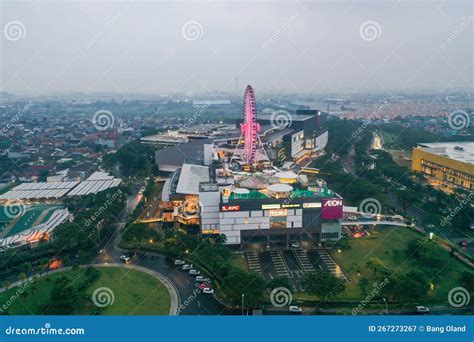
top-left (1, 1), bottom-right (472, 95)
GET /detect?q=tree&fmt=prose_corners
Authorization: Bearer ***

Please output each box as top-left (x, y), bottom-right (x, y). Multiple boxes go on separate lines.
top-left (357, 277), bottom-right (369, 295)
top-left (220, 268), bottom-right (266, 308)
top-left (267, 276), bottom-right (292, 291)
top-left (47, 276), bottom-right (80, 314)
top-left (302, 271), bottom-right (345, 300)
top-left (366, 258), bottom-right (388, 276)
top-left (459, 271), bottom-right (474, 292)
top-left (18, 272), bottom-right (27, 285)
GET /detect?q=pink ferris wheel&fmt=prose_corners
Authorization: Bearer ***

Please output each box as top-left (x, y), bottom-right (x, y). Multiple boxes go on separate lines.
top-left (239, 85), bottom-right (261, 164)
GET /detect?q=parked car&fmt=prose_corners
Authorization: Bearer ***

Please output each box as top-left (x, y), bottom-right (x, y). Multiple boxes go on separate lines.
top-left (290, 242), bottom-right (300, 248)
top-left (120, 255), bottom-right (130, 263)
top-left (181, 264), bottom-right (193, 271)
top-left (174, 260), bottom-right (185, 265)
top-left (189, 269), bottom-right (200, 276)
top-left (416, 306), bottom-right (430, 314)
top-left (195, 276), bottom-right (210, 283)
top-left (289, 306), bottom-right (302, 313)
top-left (202, 287), bottom-right (214, 294)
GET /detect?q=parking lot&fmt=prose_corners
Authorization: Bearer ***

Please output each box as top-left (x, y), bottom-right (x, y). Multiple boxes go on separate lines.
top-left (244, 243), bottom-right (347, 292)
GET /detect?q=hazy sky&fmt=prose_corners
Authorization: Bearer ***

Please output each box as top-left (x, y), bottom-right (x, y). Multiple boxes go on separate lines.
top-left (1, 1), bottom-right (472, 95)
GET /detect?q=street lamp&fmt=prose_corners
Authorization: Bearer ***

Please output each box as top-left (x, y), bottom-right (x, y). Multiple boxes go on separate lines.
top-left (241, 294), bottom-right (245, 316)
top-left (382, 297), bottom-right (388, 315)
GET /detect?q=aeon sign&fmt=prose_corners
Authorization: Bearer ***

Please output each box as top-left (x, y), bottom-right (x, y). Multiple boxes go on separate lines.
top-left (322, 198), bottom-right (343, 219)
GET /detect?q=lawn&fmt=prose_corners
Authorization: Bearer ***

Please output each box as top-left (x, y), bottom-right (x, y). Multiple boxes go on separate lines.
top-left (230, 253), bottom-right (248, 271)
top-left (0, 267), bottom-right (170, 315)
top-left (387, 149), bottom-right (412, 168)
top-left (329, 226), bottom-right (472, 303)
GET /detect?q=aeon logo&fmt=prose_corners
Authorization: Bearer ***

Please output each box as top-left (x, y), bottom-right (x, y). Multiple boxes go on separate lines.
top-left (324, 199), bottom-right (342, 207)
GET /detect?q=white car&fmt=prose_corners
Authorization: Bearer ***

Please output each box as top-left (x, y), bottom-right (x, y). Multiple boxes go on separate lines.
top-left (195, 276), bottom-right (210, 283)
top-left (181, 264), bottom-right (193, 271)
top-left (189, 269), bottom-right (200, 276)
top-left (416, 306), bottom-right (429, 313)
top-left (289, 306), bottom-right (302, 313)
top-left (291, 242), bottom-right (300, 248)
top-left (120, 255), bottom-right (130, 263)
top-left (202, 287), bottom-right (214, 294)
top-left (174, 260), bottom-right (185, 265)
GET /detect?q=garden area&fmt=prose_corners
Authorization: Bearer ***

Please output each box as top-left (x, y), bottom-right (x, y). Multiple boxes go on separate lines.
top-left (0, 266), bottom-right (170, 315)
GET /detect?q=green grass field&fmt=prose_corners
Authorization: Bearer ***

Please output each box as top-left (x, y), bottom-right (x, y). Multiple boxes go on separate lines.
top-left (330, 227), bottom-right (471, 303)
top-left (0, 267), bottom-right (171, 315)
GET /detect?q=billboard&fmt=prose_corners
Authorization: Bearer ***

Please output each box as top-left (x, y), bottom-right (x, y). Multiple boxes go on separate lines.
top-left (321, 198), bottom-right (343, 219)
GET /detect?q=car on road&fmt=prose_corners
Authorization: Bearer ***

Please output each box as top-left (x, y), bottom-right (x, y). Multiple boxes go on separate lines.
top-left (416, 306), bottom-right (430, 314)
top-left (290, 242), bottom-right (300, 248)
top-left (120, 255), bottom-right (130, 263)
top-left (174, 260), bottom-right (185, 265)
top-left (189, 269), bottom-right (200, 276)
top-left (195, 276), bottom-right (210, 283)
top-left (289, 306), bottom-right (303, 313)
top-left (202, 287), bottom-right (214, 294)
top-left (181, 264), bottom-right (193, 271)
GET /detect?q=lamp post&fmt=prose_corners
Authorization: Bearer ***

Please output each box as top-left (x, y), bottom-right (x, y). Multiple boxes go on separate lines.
top-left (382, 297), bottom-right (388, 315)
top-left (241, 294), bottom-right (245, 316)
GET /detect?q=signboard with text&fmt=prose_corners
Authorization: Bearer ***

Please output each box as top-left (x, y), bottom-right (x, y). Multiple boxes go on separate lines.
top-left (321, 198), bottom-right (343, 219)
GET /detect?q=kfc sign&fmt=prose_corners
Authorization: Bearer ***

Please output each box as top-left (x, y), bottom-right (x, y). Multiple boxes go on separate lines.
top-left (321, 198), bottom-right (343, 219)
top-left (221, 205), bottom-right (240, 212)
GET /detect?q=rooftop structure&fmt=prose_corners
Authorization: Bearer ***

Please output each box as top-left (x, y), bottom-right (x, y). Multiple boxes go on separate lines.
top-left (412, 142), bottom-right (473, 191)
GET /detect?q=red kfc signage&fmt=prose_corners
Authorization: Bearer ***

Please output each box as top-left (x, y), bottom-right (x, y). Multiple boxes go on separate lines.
top-left (221, 205), bottom-right (241, 212)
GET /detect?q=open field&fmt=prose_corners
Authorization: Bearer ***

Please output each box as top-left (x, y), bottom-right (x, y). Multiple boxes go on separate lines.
top-left (0, 267), bottom-right (170, 315)
top-left (387, 149), bottom-right (412, 168)
top-left (330, 227), bottom-right (472, 302)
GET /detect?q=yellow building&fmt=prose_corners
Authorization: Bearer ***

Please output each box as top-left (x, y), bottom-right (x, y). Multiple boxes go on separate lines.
top-left (412, 142), bottom-right (474, 191)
